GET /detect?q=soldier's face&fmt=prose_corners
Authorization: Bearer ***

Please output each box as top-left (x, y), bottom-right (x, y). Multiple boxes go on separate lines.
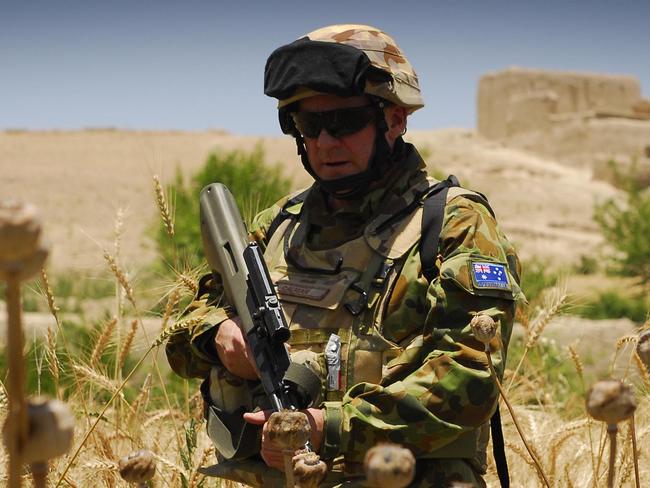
top-left (297, 94), bottom-right (403, 181)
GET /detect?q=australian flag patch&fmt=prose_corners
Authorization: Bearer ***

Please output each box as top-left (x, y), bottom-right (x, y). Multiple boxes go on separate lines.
top-left (472, 262), bottom-right (510, 289)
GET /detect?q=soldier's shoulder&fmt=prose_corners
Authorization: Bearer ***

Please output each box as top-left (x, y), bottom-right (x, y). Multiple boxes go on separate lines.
top-left (444, 190), bottom-right (496, 222)
top-left (250, 187), bottom-right (311, 242)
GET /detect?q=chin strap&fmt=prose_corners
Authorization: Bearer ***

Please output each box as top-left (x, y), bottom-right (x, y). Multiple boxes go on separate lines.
top-left (292, 101), bottom-right (398, 200)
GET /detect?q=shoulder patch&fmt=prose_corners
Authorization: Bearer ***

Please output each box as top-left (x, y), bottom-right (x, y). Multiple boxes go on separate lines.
top-left (471, 261), bottom-right (510, 290)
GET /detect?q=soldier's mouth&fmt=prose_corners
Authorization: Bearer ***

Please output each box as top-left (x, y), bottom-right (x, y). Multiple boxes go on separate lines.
top-left (324, 161), bottom-right (348, 167)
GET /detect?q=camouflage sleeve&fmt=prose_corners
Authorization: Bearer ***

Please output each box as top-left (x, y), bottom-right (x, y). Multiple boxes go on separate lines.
top-left (165, 194), bottom-right (294, 379)
top-left (321, 196), bottom-right (523, 461)
top-left (165, 274), bottom-right (233, 379)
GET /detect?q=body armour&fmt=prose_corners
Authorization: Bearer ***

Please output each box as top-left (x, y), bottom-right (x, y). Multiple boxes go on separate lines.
top-left (166, 143), bottom-right (523, 488)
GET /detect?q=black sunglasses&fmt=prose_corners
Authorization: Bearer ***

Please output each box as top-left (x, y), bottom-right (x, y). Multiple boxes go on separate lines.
top-left (291, 105), bottom-right (376, 139)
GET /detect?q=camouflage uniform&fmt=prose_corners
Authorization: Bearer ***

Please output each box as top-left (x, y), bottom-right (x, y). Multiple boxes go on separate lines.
top-left (166, 139), bottom-right (523, 487)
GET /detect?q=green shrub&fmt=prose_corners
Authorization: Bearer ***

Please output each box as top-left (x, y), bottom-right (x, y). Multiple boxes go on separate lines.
top-left (156, 145), bottom-right (292, 271)
top-left (506, 334), bottom-right (587, 418)
top-left (574, 255), bottom-right (599, 275)
top-left (520, 259), bottom-right (560, 304)
top-left (594, 161), bottom-right (650, 287)
top-left (572, 290), bottom-right (648, 323)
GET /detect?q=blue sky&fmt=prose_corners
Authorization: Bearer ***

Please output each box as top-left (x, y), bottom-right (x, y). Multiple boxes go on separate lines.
top-left (2, 0), bottom-right (649, 135)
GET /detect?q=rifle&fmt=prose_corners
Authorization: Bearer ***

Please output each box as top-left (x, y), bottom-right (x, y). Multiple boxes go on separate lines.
top-left (199, 183), bottom-right (317, 416)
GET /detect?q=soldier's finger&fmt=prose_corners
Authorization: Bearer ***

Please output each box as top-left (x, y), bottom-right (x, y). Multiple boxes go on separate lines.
top-left (242, 409), bottom-right (273, 425)
top-left (260, 449), bottom-right (284, 470)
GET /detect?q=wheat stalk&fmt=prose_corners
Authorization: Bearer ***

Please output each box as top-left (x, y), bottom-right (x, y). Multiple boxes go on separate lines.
top-left (72, 364), bottom-right (122, 397)
top-left (153, 174), bottom-right (174, 238)
top-left (568, 344), bottom-right (584, 383)
top-left (90, 317), bottom-right (117, 366)
top-left (118, 319), bottom-right (138, 370)
top-left (40, 268), bottom-right (60, 324)
top-left (154, 316), bottom-right (205, 347)
top-left (46, 326), bottom-right (60, 393)
top-left (127, 374), bottom-right (152, 426)
top-left (94, 430), bottom-right (116, 459)
top-left (143, 410), bottom-right (178, 428)
top-left (178, 274), bottom-right (198, 296)
top-left (151, 452), bottom-right (185, 476)
top-left (507, 283), bottom-right (568, 394)
top-left (56, 344), bottom-right (156, 486)
top-left (506, 441), bottom-right (540, 475)
top-left (188, 446), bottom-right (215, 488)
top-left (0, 380), bottom-right (8, 411)
top-left (563, 463), bottom-right (576, 488)
top-left (526, 286), bottom-right (568, 349)
top-left (40, 269), bottom-right (91, 419)
top-left (633, 352), bottom-right (650, 387)
top-left (103, 250), bottom-right (135, 308)
top-left (161, 288), bottom-right (181, 333)
top-left (114, 207), bottom-right (125, 256)
top-left (549, 429), bottom-right (578, 483)
top-left (615, 335), bottom-right (637, 352)
top-left (80, 459), bottom-right (117, 471)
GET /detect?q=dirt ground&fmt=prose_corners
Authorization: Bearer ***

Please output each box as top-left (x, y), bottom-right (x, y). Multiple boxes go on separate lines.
top-left (0, 128), bottom-right (620, 274)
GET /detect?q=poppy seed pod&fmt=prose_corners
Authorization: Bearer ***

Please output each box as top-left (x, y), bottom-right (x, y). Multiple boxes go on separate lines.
top-left (267, 410), bottom-right (311, 450)
top-left (0, 200), bottom-right (49, 281)
top-left (364, 443), bottom-right (415, 488)
top-left (586, 379), bottom-right (636, 425)
top-left (118, 450), bottom-right (156, 484)
top-left (470, 314), bottom-right (497, 347)
top-left (2, 397), bottom-right (74, 464)
top-left (292, 451), bottom-right (328, 488)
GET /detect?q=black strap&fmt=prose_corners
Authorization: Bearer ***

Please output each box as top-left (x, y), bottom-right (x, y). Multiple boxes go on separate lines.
top-left (491, 406), bottom-right (510, 487)
top-left (419, 175), bottom-right (460, 283)
top-left (266, 189), bottom-right (310, 242)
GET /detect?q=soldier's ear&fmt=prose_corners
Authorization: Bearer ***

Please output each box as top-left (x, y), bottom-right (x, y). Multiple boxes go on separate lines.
top-left (385, 105), bottom-right (407, 144)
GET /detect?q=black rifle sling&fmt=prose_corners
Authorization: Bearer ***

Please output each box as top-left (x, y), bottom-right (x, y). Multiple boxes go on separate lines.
top-left (419, 175), bottom-right (509, 488)
top-left (266, 188), bottom-right (310, 242)
top-left (491, 405), bottom-right (510, 487)
top-left (419, 175), bottom-right (460, 283)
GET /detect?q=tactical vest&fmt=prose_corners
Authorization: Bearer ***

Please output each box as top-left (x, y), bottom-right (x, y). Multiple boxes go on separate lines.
top-left (265, 176), bottom-right (497, 463)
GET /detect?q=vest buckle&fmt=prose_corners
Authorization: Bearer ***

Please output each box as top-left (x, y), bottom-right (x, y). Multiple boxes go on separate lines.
top-left (344, 283), bottom-right (368, 316)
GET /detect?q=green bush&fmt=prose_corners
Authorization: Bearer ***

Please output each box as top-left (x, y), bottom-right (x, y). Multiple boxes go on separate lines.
top-left (156, 145), bottom-right (292, 271)
top-left (574, 255), bottom-right (599, 275)
top-left (520, 259), bottom-right (560, 304)
top-left (572, 290), bottom-right (648, 323)
top-left (506, 334), bottom-right (587, 418)
top-left (594, 161), bottom-right (650, 287)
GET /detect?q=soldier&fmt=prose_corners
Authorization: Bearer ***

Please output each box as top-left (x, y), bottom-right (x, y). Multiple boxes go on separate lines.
top-left (166, 24), bottom-right (523, 487)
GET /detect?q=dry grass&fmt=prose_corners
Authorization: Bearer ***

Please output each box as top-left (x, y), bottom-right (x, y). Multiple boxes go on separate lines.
top-left (487, 396), bottom-right (650, 487)
top-left (2, 281), bottom-right (646, 488)
top-left (0, 179), bottom-right (647, 488)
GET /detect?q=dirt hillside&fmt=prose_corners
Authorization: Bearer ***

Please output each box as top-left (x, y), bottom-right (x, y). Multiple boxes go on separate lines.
top-left (0, 128), bottom-right (619, 273)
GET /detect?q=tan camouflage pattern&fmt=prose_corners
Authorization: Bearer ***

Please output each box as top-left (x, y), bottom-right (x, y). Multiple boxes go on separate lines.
top-left (165, 143), bottom-right (522, 486)
top-left (278, 24), bottom-right (424, 113)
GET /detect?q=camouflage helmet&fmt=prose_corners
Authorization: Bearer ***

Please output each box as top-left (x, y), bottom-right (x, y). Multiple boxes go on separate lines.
top-left (274, 24), bottom-right (424, 113)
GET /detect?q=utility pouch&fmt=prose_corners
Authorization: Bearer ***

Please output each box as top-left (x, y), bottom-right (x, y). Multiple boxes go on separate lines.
top-left (200, 368), bottom-right (264, 461)
top-left (204, 402), bottom-right (261, 461)
top-left (201, 358), bottom-right (322, 461)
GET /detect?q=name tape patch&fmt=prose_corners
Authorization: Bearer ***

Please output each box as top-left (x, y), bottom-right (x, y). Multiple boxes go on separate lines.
top-left (472, 262), bottom-right (509, 289)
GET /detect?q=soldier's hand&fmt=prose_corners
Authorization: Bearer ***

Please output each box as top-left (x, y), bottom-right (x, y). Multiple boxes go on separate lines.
top-left (215, 317), bottom-right (259, 380)
top-left (243, 408), bottom-right (324, 470)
